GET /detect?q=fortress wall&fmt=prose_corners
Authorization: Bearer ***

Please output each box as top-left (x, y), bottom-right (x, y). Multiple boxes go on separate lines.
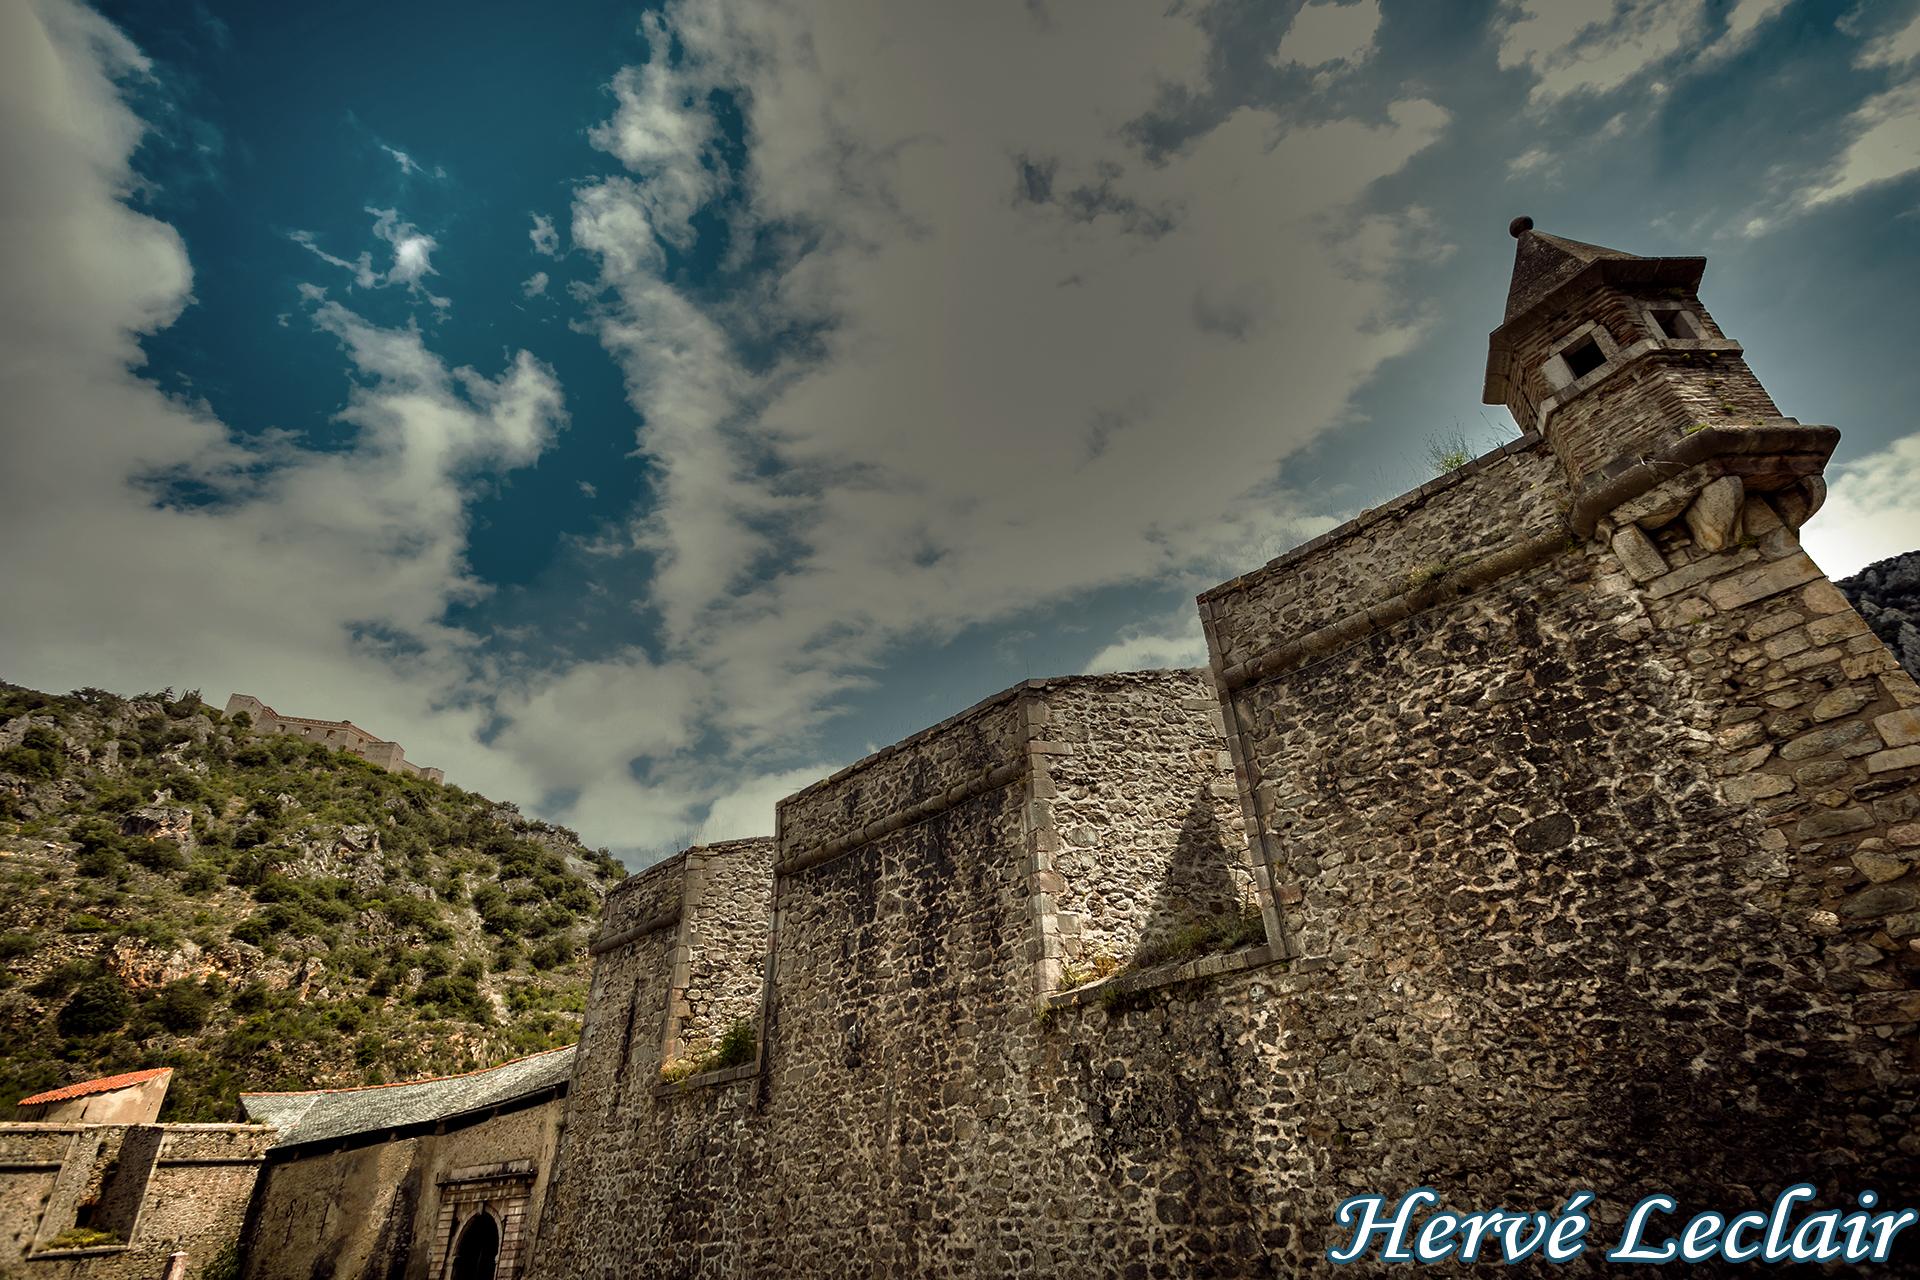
top-left (1199, 444), bottom-right (1920, 1250)
top-left (529, 495), bottom-right (1920, 1280)
top-left (671, 839), bottom-right (774, 1058)
top-left (1201, 436), bottom-right (1563, 661)
top-left (534, 858), bottom-right (694, 1275)
top-left (1038, 672), bottom-right (1255, 969)
top-left (532, 674), bottom-right (1318, 1279)
top-left (0, 1122), bottom-right (271, 1279)
top-left (243, 1137), bottom-right (424, 1280)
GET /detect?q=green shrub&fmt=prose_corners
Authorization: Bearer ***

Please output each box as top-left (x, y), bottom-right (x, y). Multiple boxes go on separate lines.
top-left (130, 838), bottom-right (186, 872)
top-left (0, 745), bottom-right (61, 779)
top-left (0, 932), bottom-right (35, 961)
top-left (151, 980), bottom-right (214, 1032)
top-left (58, 977), bottom-right (132, 1036)
top-left (229, 916), bottom-right (272, 948)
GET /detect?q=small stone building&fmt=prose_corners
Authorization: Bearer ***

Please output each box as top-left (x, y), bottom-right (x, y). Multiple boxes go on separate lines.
top-left (223, 694), bottom-right (444, 783)
top-left (12, 1069), bottom-right (173, 1126)
top-left (237, 1046), bottom-right (572, 1280)
top-left (2, 1068), bottom-right (274, 1277)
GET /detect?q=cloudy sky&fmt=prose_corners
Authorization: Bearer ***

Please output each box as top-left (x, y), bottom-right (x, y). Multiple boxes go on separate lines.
top-left (3, 0), bottom-right (1918, 864)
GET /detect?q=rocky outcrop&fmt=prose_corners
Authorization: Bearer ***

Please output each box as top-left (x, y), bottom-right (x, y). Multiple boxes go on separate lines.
top-left (1839, 549), bottom-right (1920, 682)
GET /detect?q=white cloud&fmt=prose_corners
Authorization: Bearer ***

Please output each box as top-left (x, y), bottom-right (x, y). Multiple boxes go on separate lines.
top-left (1700, 0), bottom-right (1790, 62)
top-left (1499, 0), bottom-right (1705, 102)
top-left (694, 764), bottom-right (839, 847)
top-left (1858, 8), bottom-right (1920, 68)
top-left (1083, 612), bottom-right (1210, 675)
top-left (529, 211), bottom-right (559, 257)
top-left (584, 11), bottom-right (722, 250)
top-left (290, 206), bottom-right (449, 308)
top-left (1798, 81), bottom-right (1920, 208)
top-left (0, 0), bottom-right (589, 835)
top-left (1800, 431), bottom-right (1920, 580)
top-left (380, 143), bottom-right (444, 179)
top-left (522, 270), bottom-right (549, 298)
top-left (560, 0), bottom-right (1446, 781)
top-left (0, 0), bottom-right (1455, 861)
top-left (1274, 0), bottom-right (1381, 68)
top-left (290, 228), bottom-right (378, 288)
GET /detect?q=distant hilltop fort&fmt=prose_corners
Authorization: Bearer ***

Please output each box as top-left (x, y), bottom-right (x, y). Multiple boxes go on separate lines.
top-left (223, 692), bottom-right (444, 783)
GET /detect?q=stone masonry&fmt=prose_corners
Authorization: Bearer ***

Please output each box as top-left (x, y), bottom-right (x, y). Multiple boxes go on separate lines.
top-left (223, 694), bottom-right (445, 783)
top-left (522, 224), bottom-right (1920, 1278)
top-left (2, 1069), bottom-right (273, 1280)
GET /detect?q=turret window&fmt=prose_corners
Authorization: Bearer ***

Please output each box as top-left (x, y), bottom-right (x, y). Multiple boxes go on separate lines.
top-left (1562, 336), bottom-right (1606, 379)
top-left (1540, 320), bottom-right (1620, 391)
top-left (1642, 301), bottom-right (1704, 341)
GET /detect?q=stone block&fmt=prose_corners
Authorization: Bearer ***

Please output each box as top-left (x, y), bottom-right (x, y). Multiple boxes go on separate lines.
top-left (1649, 548), bottom-right (1762, 601)
top-left (1779, 720), bottom-right (1880, 763)
top-left (1762, 630), bottom-right (1810, 661)
top-left (1610, 524), bottom-right (1667, 582)
top-left (1853, 851), bottom-right (1910, 884)
top-left (1807, 611), bottom-right (1870, 646)
top-left (1875, 709), bottom-right (1920, 749)
top-left (1705, 554), bottom-right (1821, 611)
top-left (1684, 475), bottom-right (1744, 552)
top-left (1723, 773), bottom-right (1793, 804)
top-left (1809, 688), bottom-right (1871, 722)
top-left (1796, 806), bottom-right (1873, 840)
top-left (1800, 579), bottom-right (1852, 616)
top-left (1868, 746), bottom-right (1920, 776)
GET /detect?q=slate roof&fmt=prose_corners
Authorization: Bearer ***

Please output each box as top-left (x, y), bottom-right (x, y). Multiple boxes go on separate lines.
top-left (17, 1067), bottom-right (171, 1107)
top-left (238, 1045), bottom-right (574, 1150)
top-left (1482, 221), bottom-right (1706, 405)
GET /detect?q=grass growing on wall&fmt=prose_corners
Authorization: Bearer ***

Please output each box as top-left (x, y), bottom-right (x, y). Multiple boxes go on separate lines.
top-left (1058, 906), bottom-right (1266, 991)
top-left (660, 1017), bottom-right (757, 1083)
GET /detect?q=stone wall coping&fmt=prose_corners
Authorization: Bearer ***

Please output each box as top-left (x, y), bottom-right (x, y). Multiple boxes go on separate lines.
top-left (778, 758), bottom-right (1028, 875)
top-left (1567, 419), bottom-right (1840, 536)
top-left (0, 1122), bottom-right (275, 1135)
top-left (26, 1244), bottom-right (131, 1260)
top-left (777, 669), bottom-right (1209, 811)
top-left (1214, 528), bottom-right (1575, 692)
top-left (602, 847), bottom-right (690, 904)
top-left (1043, 942), bottom-right (1289, 1011)
top-left (649, 1060), bottom-right (760, 1098)
top-left (588, 905), bottom-right (681, 955)
top-left (601, 837), bottom-right (777, 905)
top-left (1198, 432), bottom-right (1546, 603)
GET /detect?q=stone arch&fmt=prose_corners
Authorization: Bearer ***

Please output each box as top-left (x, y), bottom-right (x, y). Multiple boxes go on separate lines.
top-left (448, 1210), bottom-right (499, 1280)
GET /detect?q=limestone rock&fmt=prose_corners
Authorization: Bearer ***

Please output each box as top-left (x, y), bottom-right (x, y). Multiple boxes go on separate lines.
top-left (121, 803), bottom-right (193, 844)
top-left (1683, 475), bottom-right (1744, 552)
top-left (1610, 524), bottom-right (1667, 582)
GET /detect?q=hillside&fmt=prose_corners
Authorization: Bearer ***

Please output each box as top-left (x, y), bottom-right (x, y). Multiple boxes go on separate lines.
top-left (1839, 550), bottom-right (1920, 683)
top-left (0, 683), bottom-right (622, 1121)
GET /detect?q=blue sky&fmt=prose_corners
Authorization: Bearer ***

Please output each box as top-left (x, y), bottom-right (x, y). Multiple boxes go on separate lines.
top-left (3, 0), bottom-right (1918, 864)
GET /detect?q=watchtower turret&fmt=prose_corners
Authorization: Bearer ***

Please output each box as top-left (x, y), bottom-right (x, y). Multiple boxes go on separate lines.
top-left (1484, 216), bottom-right (1833, 551)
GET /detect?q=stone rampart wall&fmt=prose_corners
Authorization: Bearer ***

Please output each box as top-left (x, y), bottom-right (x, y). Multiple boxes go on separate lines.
top-left (526, 426), bottom-right (1920, 1276)
top-left (0, 1122), bottom-right (272, 1279)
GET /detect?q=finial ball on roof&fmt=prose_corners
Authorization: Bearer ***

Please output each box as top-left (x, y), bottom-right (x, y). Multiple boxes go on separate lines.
top-left (1509, 215), bottom-right (1535, 238)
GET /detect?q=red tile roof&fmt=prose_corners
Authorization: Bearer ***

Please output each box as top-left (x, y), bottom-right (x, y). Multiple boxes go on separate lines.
top-left (17, 1067), bottom-right (171, 1107)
